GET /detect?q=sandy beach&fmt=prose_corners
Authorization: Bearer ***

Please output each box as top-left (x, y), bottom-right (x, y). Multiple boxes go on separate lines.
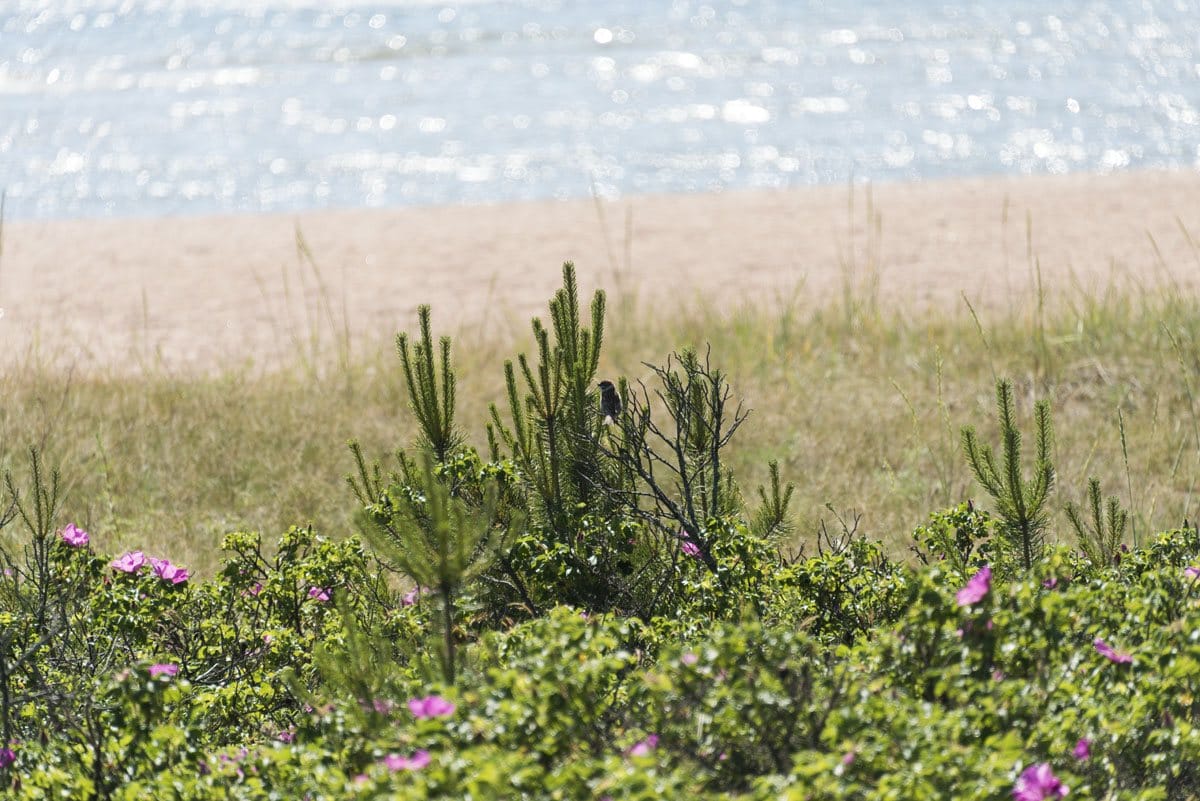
top-left (2, 169), bottom-right (1198, 372)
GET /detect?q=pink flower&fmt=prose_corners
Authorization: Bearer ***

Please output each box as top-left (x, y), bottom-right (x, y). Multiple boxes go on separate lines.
top-left (402, 587), bottom-right (426, 606)
top-left (407, 695), bottom-right (455, 719)
top-left (1072, 738), bottom-right (1090, 761)
top-left (151, 558), bottom-right (189, 585)
top-left (1042, 577), bottom-right (1058, 589)
top-left (277, 730), bottom-right (295, 743)
top-left (0, 747), bottom-right (14, 769)
top-left (149, 663), bottom-right (179, 678)
top-left (676, 530), bottom-right (704, 559)
top-left (61, 523), bottom-right (89, 548)
top-left (1013, 763), bottom-right (1068, 800)
top-left (111, 551), bottom-right (147, 574)
top-left (1185, 566), bottom-right (1200, 580)
top-left (626, 734), bottom-right (659, 757)
top-left (956, 565), bottom-right (992, 606)
top-left (681, 652), bottom-right (699, 666)
top-left (382, 750), bottom-right (431, 772)
top-left (1093, 637), bottom-right (1133, 664)
top-left (246, 582), bottom-right (263, 597)
top-left (308, 586), bottom-right (330, 602)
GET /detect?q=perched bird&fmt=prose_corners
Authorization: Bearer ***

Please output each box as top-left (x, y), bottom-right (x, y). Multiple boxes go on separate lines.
top-left (598, 380), bottom-right (622, 425)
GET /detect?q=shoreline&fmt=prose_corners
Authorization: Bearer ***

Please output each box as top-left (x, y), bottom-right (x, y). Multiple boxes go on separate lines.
top-left (2, 168), bottom-right (1198, 372)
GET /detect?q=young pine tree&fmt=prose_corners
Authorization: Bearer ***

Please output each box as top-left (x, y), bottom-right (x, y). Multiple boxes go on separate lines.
top-left (961, 379), bottom-right (1055, 572)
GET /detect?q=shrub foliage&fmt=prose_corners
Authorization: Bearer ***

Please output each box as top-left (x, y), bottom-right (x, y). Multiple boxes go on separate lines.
top-left (2, 266), bottom-right (1196, 799)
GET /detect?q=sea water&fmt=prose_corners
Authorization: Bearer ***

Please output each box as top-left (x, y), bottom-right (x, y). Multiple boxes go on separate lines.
top-left (2, 0), bottom-right (1198, 220)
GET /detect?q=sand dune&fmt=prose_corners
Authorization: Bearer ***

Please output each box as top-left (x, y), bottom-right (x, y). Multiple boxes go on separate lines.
top-left (1, 169), bottom-right (1198, 372)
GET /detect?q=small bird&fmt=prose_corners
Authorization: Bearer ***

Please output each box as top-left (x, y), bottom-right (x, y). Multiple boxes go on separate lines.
top-left (598, 380), bottom-right (622, 425)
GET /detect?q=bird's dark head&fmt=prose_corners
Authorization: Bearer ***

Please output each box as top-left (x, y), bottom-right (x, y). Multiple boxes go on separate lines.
top-left (598, 380), bottom-right (615, 392)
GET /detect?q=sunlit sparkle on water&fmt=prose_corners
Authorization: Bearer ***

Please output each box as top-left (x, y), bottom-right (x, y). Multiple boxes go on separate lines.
top-left (1, 0), bottom-right (1198, 219)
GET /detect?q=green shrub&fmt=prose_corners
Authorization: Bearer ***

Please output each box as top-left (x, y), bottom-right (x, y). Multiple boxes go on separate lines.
top-left (7, 276), bottom-right (1200, 800)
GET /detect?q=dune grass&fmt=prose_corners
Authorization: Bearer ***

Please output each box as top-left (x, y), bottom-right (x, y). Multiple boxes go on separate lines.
top-left (4, 269), bottom-right (1200, 575)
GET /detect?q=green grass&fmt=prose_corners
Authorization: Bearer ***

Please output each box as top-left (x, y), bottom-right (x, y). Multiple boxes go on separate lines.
top-left (4, 273), bottom-right (1200, 574)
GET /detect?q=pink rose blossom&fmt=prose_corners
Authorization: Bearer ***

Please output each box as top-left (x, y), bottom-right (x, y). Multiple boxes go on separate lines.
top-left (1072, 738), bottom-right (1090, 761)
top-left (956, 565), bottom-right (992, 606)
top-left (151, 558), bottom-right (189, 584)
top-left (369, 699), bottom-right (394, 715)
top-left (61, 523), bottom-right (90, 548)
top-left (676, 530), bottom-right (704, 559)
top-left (1094, 637), bottom-right (1133, 664)
top-left (1013, 763), bottom-right (1068, 800)
top-left (407, 695), bottom-right (455, 719)
top-left (112, 551), bottom-right (147, 574)
top-left (0, 747), bottom-right (14, 769)
top-left (308, 586), bottom-right (331, 602)
top-left (149, 663), bottom-right (179, 678)
top-left (402, 587), bottom-right (429, 606)
top-left (681, 652), bottom-right (699, 666)
top-left (382, 750), bottom-right (431, 772)
top-left (626, 734), bottom-right (659, 757)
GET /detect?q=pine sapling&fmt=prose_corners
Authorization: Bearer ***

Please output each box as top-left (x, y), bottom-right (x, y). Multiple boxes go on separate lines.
top-left (961, 379), bottom-right (1055, 572)
top-left (751, 460), bottom-right (795, 540)
top-left (396, 304), bottom-right (461, 464)
top-left (355, 455), bottom-right (508, 682)
top-left (488, 262), bottom-right (607, 533)
top-left (1066, 477), bottom-right (1129, 566)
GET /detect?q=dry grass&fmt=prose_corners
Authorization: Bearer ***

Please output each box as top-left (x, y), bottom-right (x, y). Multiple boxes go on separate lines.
top-left (4, 272), bottom-right (1200, 574)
